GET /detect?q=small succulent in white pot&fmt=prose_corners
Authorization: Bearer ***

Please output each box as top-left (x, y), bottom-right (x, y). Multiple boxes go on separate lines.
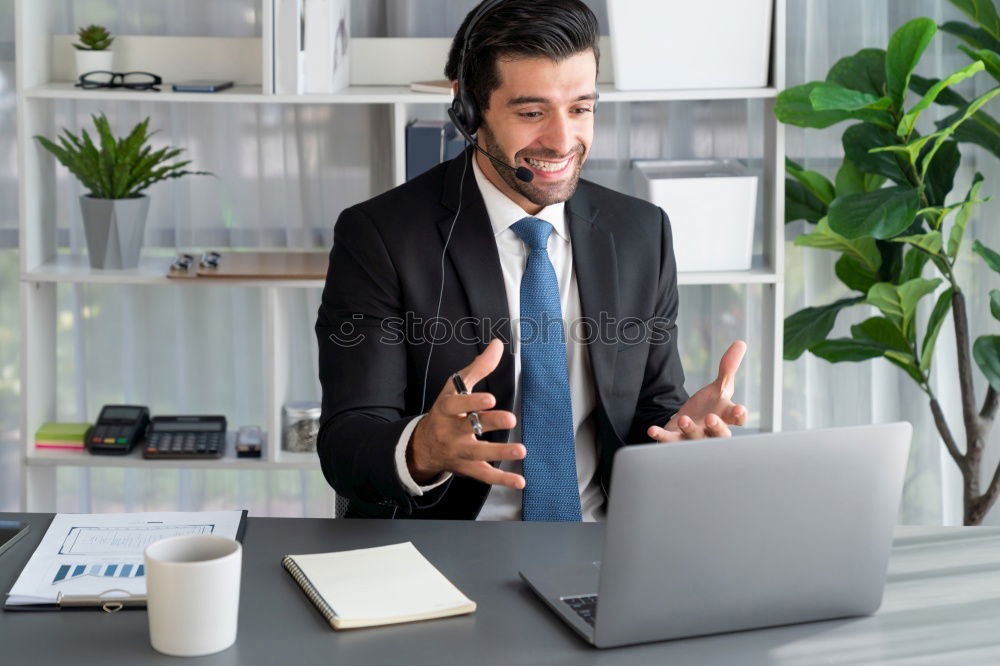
top-left (73, 24), bottom-right (115, 83)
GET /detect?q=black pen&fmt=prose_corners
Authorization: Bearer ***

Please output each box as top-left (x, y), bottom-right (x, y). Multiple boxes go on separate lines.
top-left (451, 373), bottom-right (484, 437)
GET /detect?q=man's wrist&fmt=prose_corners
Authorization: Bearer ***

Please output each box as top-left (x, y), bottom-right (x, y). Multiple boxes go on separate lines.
top-left (394, 415), bottom-right (451, 496)
top-left (406, 417), bottom-right (441, 484)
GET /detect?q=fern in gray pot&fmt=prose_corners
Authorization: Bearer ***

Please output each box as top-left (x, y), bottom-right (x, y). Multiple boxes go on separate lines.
top-left (35, 113), bottom-right (213, 269)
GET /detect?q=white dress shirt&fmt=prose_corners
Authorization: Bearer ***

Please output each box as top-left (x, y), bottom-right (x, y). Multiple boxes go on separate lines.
top-left (393, 154), bottom-right (606, 521)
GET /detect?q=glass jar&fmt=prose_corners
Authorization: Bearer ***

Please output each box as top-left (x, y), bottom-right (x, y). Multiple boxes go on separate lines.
top-left (282, 401), bottom-right (321, 452)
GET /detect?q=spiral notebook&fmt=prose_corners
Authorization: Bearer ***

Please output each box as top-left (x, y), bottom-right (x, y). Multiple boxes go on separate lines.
top-left (282, 542), bottom-right (476, 629)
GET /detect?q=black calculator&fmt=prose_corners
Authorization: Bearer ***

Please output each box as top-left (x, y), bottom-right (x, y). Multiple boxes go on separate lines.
top-left (143, 416), bottom-right (227, 459)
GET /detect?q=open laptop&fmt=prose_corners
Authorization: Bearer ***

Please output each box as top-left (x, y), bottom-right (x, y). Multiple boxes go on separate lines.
top-left (519, 422), bottom-right (912, 648)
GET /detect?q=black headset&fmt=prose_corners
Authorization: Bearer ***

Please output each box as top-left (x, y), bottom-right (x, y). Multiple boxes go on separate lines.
top-left (449, 0), bottom-right (506, 137)
top-left (447, 0), bottom-right (535, 183)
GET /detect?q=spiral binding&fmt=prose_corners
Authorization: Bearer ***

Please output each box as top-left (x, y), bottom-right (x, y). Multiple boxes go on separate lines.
top-left (282, 555), bottom-right (338, 626)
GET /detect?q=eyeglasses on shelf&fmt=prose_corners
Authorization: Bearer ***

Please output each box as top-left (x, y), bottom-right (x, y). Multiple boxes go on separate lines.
top-left (74, 71), bottom-right (163, 92)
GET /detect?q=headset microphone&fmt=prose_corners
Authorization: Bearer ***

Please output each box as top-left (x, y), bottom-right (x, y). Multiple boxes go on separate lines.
top-left (447, 107), bottom-right (534, 183)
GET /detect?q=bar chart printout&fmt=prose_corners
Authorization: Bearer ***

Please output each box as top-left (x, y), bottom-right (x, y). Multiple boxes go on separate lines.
top-left (4, 511), bottom-right (244, 607)
top-left (52, 562), bottom-right (145, 584)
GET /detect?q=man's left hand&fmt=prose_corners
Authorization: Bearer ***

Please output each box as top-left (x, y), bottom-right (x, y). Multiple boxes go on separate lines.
top-left (647, 340), bottom-right (748, 442)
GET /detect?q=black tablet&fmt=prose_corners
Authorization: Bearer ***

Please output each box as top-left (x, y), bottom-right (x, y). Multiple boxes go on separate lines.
top-left (0, 521), bottom-right (29, 558)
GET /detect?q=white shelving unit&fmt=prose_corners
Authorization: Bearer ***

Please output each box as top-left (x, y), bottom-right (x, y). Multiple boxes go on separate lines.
top-left (16, 0), bottom-right (785, 512)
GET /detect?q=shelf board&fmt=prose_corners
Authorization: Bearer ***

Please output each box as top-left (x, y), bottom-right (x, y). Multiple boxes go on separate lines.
top-left (597, 84), bottom-right (778, 102)
top-left (22, 82), bottom-right (779, 105)
top-left (24, 253), bottom-right (778, 287)
top-left (676, 255), bottom-right (779, 286)
top-left (25, 438), bottom-right (321, 471)
top-left (22, 254), bottom-right (326, 288)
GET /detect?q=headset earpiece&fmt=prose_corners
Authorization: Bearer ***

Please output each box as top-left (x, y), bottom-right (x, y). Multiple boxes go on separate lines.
top-left (450, 86), bottom-right (480, 137)
top-left (451, 0), bottom-right (505, 139)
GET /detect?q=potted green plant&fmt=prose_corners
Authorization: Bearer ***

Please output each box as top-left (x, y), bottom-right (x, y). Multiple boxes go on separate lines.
top-left (34, 113), bottom-right (213, 269)
top-left (774, 10), bottom-right (1000, 525)
top-left (73, 24), bottom-right (114, 83)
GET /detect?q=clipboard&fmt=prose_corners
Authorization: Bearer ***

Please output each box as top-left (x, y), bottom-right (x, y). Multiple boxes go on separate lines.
top-left (4, 510), bottom-right (248, 612)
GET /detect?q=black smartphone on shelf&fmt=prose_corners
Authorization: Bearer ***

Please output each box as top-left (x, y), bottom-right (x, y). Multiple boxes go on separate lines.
top-left (171, 80), bottom-right (234, 93)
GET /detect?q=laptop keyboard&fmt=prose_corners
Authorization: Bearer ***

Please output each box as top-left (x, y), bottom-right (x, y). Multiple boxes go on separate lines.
top-left (562, 594), bottom-right (598, 626)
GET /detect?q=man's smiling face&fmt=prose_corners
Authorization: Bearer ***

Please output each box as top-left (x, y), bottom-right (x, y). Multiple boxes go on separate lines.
top-left (474, 50), bottom-right (597, 214)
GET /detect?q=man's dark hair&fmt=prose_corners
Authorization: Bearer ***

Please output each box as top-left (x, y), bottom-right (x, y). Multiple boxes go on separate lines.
top-left (444, 0), bottom-right (600, 114)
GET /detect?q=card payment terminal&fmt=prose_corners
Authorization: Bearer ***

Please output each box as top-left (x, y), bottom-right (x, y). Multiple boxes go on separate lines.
top-left (88, 405), bottom-right (150, 455)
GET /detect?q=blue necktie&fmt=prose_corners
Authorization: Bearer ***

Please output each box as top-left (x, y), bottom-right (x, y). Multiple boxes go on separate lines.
top-left (511, 217), bottom-right (581, 522)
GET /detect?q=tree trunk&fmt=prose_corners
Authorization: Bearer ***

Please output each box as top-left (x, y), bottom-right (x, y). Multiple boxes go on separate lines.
top-left (947, 291), bottom-right (999, 526)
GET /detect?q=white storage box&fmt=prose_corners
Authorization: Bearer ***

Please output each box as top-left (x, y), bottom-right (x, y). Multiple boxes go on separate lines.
top-left (607, 0), bottom-right (773, 90)
top-left (633, 160), bottom-right (757, 273)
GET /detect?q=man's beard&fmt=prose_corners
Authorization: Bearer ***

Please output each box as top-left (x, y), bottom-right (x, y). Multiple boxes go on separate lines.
top-left (478, 124), bottom-right (585, 207)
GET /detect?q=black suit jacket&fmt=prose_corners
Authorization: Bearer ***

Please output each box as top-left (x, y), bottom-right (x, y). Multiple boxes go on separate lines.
top-left (315, 148), bottom-right (688, 519)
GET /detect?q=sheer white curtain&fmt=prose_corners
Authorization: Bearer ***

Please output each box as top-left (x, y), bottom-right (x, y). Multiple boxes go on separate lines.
top-left (1, 0), bottom-right (20, 510)
top-left (2, 0), bottom-right (995, 522)
top-left (785, 0), bottom-right (1000, 525)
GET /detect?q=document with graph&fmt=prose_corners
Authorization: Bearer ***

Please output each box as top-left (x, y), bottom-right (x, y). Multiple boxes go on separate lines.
top-left (4, 511), bottom-right (246, 610)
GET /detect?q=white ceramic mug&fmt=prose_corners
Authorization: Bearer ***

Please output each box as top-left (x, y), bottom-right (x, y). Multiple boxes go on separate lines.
top-left (144, 534), bottom-right (242, 657)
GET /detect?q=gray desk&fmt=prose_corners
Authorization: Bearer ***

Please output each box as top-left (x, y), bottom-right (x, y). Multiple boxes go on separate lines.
top-left (3, 513), bottom-right (1000, 665)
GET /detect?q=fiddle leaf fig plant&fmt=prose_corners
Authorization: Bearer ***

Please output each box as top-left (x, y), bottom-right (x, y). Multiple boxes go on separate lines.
top-left (33, 113), bottom-right (213, 200)
top-left (775, 8), bottom-right (1000, 525)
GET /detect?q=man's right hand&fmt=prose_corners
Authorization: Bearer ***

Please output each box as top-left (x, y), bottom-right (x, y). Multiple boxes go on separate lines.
top-left (407, 338), bottom-right (526, 489)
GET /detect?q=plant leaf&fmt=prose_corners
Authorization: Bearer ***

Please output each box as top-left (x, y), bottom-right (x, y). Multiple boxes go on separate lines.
top-left (923, 139), bottom-right (962, 207)
top-left (884, 350), bottom-right (927, 384)
top-left (866, 278), bottom-right (943, 340)
top-left (793, 216), bottom-right (883, 272)
top-left (909, 73), bottom-right (970, 107)
top-left (948, 172), bottom-right (986, 256)
top-left (836, 253), bottom-right (881, 293)
top-left (827, 186), bottom-right (920, 239)
top-left (842, 123), bottom-right (910, 185)
top-left (852, 316), bottom-right (912, 352)
top-left (974, 335), bottom-right (1000, 392)
top-left (959, 45), bottom-right (1000, 82)
top-left (950, 0), bottom-right (1000, 41)
top-left (940, 20), bottom-right (1000, 52)
top-left (991, 289), bottom-right (1000, 320)
top-left (920, 287), bottom-right (954, 372)
top-left (866, 283), bottom-right (905, 329)
top-left (775, 82), bottom-right (855, 128)
top-left (785, 178), bottom-right (827, 223)
top-left (922, 77), bottom-right (1000, 157)
top-left (900, 246), bottom-right (932, 281)
top-left (973, 239), bottom-right (1000, 272)
top-left (810, 83), bottom-right (890, 111)
top-left (784, 297), bottom-right (864, 360)
top-left (826, 48), bottom-right (888, 97)
top-left (773, 82), bottom-right (895, 129)
top-left (897, 60), bottom-right (984, 137)
top-left (886, 18), bottom-right (938, 109)
top-left (920, 85), bottom-right (1000, 179)
top-left (786, 157), bottom-right (836, 204)
top-left (835, 157), bottom-right (867, 196)
top-left (899, 278), bottom-right (945, 339)
top-left (810, 338), bottom-right (888, 362)
top-left (950, 106), bottom-right (1000, 157)
top-left (892, 230), bottom-right (944, 255)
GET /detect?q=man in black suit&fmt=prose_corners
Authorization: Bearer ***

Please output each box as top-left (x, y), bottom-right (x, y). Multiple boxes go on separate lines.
top-left (315, 0), bottom-right (747, 520)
